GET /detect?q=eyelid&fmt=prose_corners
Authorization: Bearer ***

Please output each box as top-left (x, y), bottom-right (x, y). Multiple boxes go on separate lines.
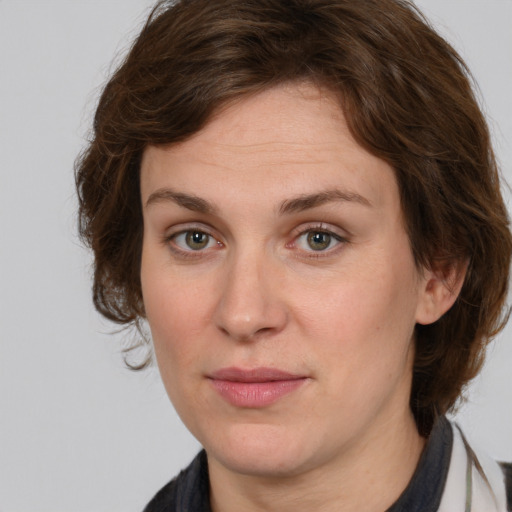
top-left (163, 221), bottom-right (218, 238)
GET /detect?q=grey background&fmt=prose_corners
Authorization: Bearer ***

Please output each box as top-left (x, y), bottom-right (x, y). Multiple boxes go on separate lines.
top-left (0, 1), bottom-right (510, 511)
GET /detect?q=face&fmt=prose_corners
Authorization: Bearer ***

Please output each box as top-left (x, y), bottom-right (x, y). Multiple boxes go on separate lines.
top-left (140, 83), bottom-right (432, 479)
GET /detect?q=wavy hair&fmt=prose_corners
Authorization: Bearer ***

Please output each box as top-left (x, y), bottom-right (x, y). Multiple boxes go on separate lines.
top-left (76, 0), bottom-right (512, 435)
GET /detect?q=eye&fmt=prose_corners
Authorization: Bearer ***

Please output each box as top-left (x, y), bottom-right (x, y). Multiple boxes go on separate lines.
top-left (172, 230), bottom-right (219, 251)
top-left (295, 229), bottom-right (343, 252)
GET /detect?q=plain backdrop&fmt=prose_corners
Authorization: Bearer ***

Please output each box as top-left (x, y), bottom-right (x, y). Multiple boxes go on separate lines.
top-left (0, 1), bottom-right (511, 511)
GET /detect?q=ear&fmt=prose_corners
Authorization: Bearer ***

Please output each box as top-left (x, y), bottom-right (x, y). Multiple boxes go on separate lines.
top-left (415, 259), bottom-right (468, 326)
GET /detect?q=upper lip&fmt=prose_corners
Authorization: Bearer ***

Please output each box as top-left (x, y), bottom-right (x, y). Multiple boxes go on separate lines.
top-left (209, 367), bottom-right (306, 383)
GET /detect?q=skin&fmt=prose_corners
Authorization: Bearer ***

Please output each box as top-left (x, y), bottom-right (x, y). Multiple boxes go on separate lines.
top-left (140, 83), bottom-right (461, 512)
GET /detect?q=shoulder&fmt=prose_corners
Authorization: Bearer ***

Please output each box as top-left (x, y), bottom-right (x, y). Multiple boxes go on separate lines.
top-left (499, 462), bottom-right (512, 511)
top-left (143, 475), bottom-right (179, 512)
top-left (143, 451), bottom-right (211, 512)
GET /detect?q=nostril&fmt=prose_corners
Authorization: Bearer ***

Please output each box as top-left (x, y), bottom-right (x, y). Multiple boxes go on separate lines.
top-left (255, 326), bottom-right (272, 335)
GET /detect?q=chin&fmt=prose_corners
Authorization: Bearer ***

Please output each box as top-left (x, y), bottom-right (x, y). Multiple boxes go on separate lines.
top-left (201, 421), bottom-right (321, 478)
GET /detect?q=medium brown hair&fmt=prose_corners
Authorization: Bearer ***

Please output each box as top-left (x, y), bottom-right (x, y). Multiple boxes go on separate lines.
top-left (76, 0), bottom-right (511, 435)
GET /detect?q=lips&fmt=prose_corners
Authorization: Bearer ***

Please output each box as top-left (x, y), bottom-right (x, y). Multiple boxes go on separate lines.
top-left (208, 367), bottom-right (308, 408)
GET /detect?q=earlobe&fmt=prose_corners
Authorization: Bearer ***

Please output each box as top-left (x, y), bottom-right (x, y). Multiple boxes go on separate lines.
top-left (415, 259), bottom-right (468, 326)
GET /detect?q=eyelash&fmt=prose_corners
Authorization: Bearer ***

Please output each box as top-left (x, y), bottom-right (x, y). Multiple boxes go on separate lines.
top-left (163, 223), bottom-right (348, 260)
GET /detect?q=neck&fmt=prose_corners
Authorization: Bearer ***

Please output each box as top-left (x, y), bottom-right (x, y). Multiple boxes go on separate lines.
top-left (208, 410), bottom-right (426, 512)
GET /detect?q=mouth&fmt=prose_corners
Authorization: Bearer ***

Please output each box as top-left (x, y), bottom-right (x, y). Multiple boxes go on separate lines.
top-left (207, 367), bottom-right (308, 408)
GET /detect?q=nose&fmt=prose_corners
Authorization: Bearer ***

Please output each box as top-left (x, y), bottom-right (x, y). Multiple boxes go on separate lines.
top-left (213, 249), bottom-right (288, 341)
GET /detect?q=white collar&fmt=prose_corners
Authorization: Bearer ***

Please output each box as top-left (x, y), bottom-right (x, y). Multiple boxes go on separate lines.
top-left (438, 422), bottom-right (508, 512)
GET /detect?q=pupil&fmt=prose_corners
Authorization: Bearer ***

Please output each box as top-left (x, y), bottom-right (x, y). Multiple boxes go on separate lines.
top-left (186, 231), bottom-right (208, 249)
top-left (308, 232), bottom-right (330, 250)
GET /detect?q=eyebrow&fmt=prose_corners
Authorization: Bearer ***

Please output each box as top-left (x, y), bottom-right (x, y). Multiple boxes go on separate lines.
top-left (145, 187), bottom-right (372, 215)
top-left (279, 189), bottom-right (372, 214)
top-left (145, 188), bottom-right (217, 214)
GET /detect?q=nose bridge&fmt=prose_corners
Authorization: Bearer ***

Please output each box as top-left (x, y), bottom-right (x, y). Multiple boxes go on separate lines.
top-left (214, 244), bottom-right (287, 341)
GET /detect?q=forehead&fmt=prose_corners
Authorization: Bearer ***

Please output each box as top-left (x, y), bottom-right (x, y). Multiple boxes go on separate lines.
top-left (140, 82), bottom-right (399, 214)
top-left (193, 83), bottom-right (344, 146)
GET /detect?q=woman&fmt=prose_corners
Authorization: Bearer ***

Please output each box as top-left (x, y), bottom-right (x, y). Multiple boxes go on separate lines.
top-left (75, 0), bottom-right (512, 510)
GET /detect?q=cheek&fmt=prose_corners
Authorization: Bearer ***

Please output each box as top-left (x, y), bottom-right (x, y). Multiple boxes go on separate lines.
top-left (144, 283), bottom-right (207, 357)
top-left (140, 252), bottom-right (211, 365)
top-left (299, 274), bottom-right (418, 416)
top-left (298, 269), bottom-right (416, 331)
top-left (293, 260), bottom-right (420, 367)
top-left (142, 272), bottom-right (214, 419)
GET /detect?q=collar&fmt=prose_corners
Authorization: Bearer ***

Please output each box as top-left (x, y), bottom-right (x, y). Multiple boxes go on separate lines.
top-left (387, 415), bottom-right (453, 512)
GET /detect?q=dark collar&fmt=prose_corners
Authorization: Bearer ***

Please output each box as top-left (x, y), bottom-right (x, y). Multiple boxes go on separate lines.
top-left (143, 450), bottom-right (211, 512)
top-left (387, 416), bottom-right (453, 512)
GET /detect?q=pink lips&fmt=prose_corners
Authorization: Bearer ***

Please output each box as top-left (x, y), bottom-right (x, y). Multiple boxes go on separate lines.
top-left (208, 367), bottom-right (307, 408)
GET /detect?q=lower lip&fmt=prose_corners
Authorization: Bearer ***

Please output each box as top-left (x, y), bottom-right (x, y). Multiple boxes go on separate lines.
top-left (210, 379), bottom-right (307, 408)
